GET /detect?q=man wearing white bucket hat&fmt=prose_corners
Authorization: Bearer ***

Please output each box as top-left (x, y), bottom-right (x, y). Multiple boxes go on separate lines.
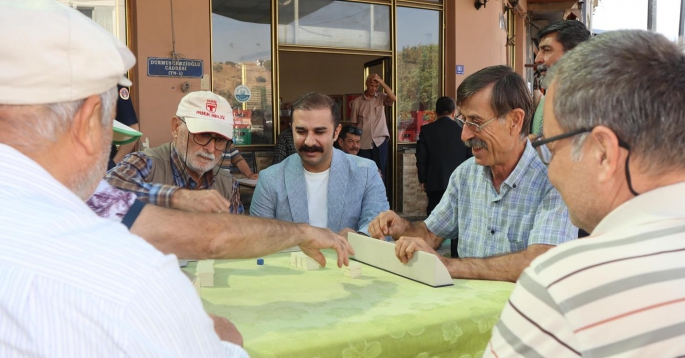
top-left (107, 91), bottom-right (244, 214)
top-left (0, 0), bottom-right (248, 356)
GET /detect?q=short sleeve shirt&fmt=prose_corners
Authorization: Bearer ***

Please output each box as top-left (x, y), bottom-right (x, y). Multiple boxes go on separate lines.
top-left (351, 93), bottom-right (390, 149)
top-left (425, 140), bottom-right (578, 258)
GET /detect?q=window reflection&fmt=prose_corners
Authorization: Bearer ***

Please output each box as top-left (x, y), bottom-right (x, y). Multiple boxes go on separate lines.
top-left (212, 0), bottom-right (273, 145)
top-left (279, 0), bottom-right (390, 50)
top-left (396, 7), bottom-right (440, 143)
top-left (56, 0), bottom-right (126, 42)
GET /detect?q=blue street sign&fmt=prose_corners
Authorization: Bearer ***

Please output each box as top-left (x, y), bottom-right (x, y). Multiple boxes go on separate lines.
top-left (147, 57), bottom-right (203, 78)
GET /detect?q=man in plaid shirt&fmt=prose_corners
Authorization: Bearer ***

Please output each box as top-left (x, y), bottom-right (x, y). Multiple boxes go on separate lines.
top-left (368, 66), bottom-right (577, 282)
top-left (107, 91), bottom-right (243, 214)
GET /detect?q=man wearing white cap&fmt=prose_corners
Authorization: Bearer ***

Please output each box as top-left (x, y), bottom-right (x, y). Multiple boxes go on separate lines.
top-left (107, 90), bottom-right (243, 214)
top-left (0, 1), bottom-right (248, 356)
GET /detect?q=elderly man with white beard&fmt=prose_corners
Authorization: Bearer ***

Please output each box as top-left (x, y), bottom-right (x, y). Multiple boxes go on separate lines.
top-left (107, 91), bottom-right (244, 214)
top-left (368, 65), bottom-right (577, 282)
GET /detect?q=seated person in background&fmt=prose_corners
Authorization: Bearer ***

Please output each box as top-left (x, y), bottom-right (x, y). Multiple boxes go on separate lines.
top-left (0, 1), bottom-right (248, 355)
top-left (368, 65), bottom-right (577, 282)
top-left (107, 91), bottom-right (244, 214)
top-left (250, 92), bottom-right (389, 236)
top-left (273, 122), bottom-right (296, 164)
top-left (222, 141), bottom-right (259, 179)
top-left (336, 125), bottom-right (362, 155)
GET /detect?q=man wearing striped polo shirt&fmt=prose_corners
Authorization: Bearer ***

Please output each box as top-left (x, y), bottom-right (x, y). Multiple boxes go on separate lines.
top-left (486, 30), bottom-right (685, 357)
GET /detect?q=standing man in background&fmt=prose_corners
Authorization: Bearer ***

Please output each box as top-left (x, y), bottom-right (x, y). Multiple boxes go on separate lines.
top-left (416, 97), bottom-right (471, 216)
top-left (350, 73), bottom-right (396, 179)
top-left (529, 20), bottom-right (590, 139)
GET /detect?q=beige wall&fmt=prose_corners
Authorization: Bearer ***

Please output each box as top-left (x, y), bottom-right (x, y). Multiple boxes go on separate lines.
top-left (279, 52), bottom-right (376, 104)
top-left (453, 0), bottom-right (507, 91)
top-left (130, 0), bottom-right (211, 147)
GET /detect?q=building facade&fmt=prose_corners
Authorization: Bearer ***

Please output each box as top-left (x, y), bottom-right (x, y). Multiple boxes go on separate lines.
top-left (62, 0), bottom-right (593, 212)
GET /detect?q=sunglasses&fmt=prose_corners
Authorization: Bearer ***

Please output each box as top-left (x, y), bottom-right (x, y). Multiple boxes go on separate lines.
top-left (343, 126), bottom-right (362, 136)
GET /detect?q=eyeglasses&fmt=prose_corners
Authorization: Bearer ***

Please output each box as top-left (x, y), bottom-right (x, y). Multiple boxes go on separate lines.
top-left (178, 117), bottom-right (231, 151)
top-left (343, 126), bottom-right (362, 136)
top-left (532, 127), bottom-right (639, 196)
top-left (455, 115), bottom-right (499, 133)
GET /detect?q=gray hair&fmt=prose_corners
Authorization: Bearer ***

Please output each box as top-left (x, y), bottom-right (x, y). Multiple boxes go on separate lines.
top-left (546, 30), bottom-right (685, 173)
top-left (0, 86), bottom-right (118, 151)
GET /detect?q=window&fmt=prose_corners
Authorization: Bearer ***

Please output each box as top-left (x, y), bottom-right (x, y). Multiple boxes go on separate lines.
top-left (396, 7), bottom-right (441, 143)
top-left (279, 0), bottom-right (390, 50)
top-left (212, 0), bottom-right (274, 145)
top-left (56, 0), bottom-right (127, 43)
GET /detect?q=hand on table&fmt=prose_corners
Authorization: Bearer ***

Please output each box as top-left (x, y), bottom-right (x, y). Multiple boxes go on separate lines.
top-left (367, 210), bottom-right (407, 240)
top-left (171, 189), bottom-right (231, 214)
top-left (247, 173), bottom-right (259, 180)
top-left (209, 314), bottom-right (243, 347)
top-left (395, 236), bottom-right (440, 264)
top-left (298, 226), bottom-right (355, 268)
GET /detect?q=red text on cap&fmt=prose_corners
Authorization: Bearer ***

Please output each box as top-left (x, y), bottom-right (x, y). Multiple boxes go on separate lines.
top-left (206, 99), bottom-right (218, 113)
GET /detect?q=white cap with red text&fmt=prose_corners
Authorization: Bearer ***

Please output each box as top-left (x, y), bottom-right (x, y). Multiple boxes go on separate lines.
top-left (176, 91), bottom-right (234, 139)
top-left (0, 0), bottom-right (135, 105)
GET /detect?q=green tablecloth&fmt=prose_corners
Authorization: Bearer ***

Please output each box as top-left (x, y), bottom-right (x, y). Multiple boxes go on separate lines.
top-left (185, 252), bottom-right (514, 358)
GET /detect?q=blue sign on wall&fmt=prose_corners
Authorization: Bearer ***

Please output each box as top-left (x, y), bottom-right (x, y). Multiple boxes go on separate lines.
top-left (456, 65), bottom-right (465, 75)
top-left (147, 57), bottom-right (203, 78)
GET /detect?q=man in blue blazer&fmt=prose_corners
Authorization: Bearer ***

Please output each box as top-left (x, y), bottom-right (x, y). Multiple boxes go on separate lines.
top-left (251, 92), bottom-right (389, 235)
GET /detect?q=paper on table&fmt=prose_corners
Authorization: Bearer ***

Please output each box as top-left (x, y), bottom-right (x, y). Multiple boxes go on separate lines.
top-left (279, 246), bottom-right (300, 253)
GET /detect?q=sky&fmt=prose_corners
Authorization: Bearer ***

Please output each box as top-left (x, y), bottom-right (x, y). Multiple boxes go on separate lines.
top-left (593, 0), bottom-right (682, 41)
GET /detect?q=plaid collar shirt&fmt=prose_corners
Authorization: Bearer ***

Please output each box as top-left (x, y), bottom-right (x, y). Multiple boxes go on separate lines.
top-left (424, 140), bottom-right (577, 258)
top-left (105, 143), bottom-right (244, 214)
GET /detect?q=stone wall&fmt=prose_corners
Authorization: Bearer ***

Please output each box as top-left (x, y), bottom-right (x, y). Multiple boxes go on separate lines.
top-left (396, 149), bottom-right (428, 217)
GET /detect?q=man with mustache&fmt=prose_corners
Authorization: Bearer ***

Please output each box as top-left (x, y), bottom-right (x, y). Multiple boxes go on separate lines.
top-left (336, 125), bottom-right (362, 156)
top-left (486, 29), bottom-right (685, 358)
top-left (250, 92), bottom-right (389, 236)
top-left (350, 73), bottom-right (396, 179)
top-left (107, 91), bottom-right (243, 214)
top-left (529, 20), bottom-right (590, 140)
top-left (368, 66), bottom-right (577, 282)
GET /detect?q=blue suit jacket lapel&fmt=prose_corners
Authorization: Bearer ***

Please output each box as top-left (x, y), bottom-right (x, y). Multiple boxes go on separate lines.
top-left (285, 157), bottom-right (309, 224)
top-left (327, 150), bottom-right (347, 232)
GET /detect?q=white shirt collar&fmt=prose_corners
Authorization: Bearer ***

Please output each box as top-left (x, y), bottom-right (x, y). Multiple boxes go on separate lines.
top-left (593, 182), bottom-right (685, 235)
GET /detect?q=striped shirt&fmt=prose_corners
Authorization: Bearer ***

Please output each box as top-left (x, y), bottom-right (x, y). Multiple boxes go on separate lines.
top-left (106, 143), bottom-right (244, 214)
top-left (425, 140), bottom-right (577, 258)
top-left (221, 142), bottom-right (245, 166)
top-left (486, 182), bottom-right (685, 358)
top-left (0, 144), bottom-right (248, 357)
